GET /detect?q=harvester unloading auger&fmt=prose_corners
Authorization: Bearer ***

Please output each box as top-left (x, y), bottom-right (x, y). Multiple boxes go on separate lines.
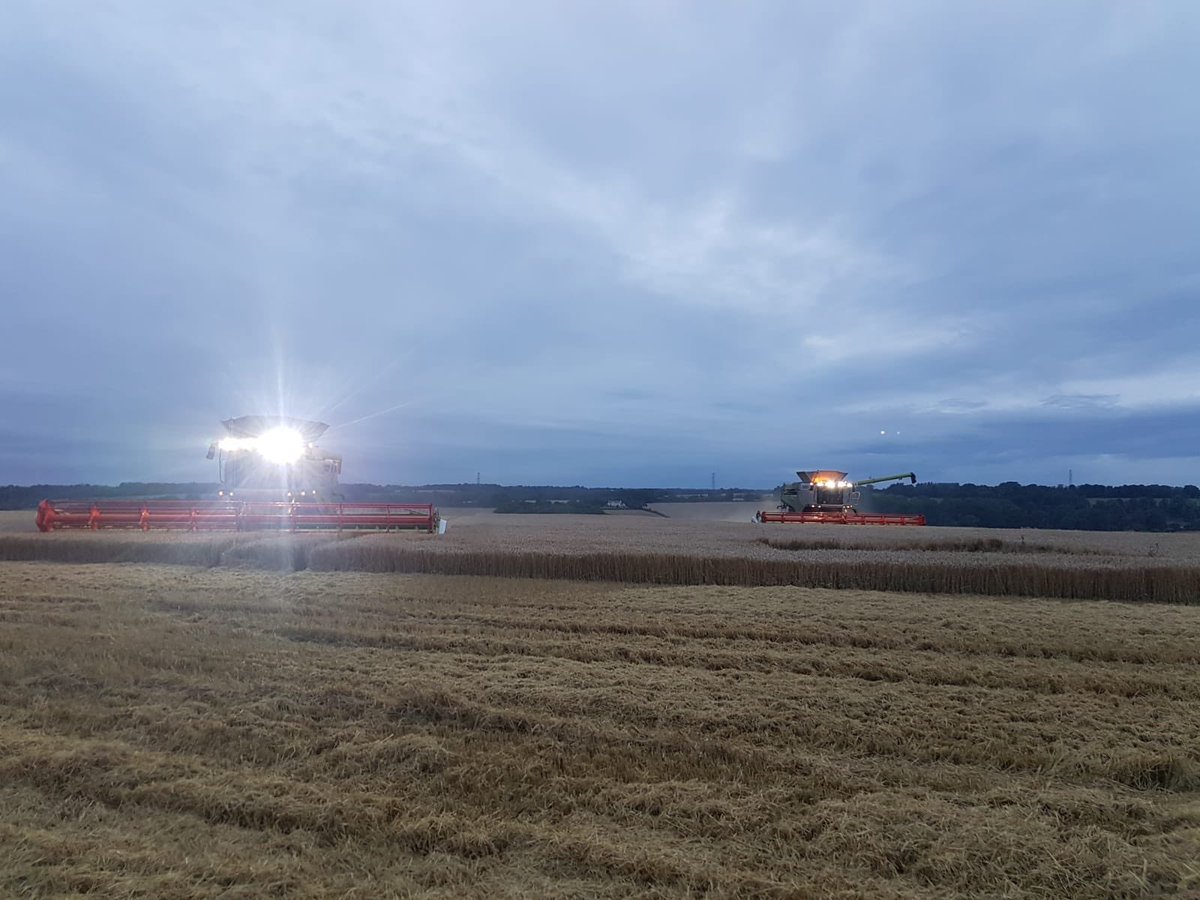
top-left (755, 470), bottom-right (925, 525)
top-left (36, 416), bottom-right (442, 533)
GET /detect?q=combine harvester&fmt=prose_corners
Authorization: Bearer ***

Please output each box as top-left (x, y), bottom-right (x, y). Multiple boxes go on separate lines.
top-left (756, 470), bottom-right (925, 526)
top-left (36, 416), bottom-right (442, 534)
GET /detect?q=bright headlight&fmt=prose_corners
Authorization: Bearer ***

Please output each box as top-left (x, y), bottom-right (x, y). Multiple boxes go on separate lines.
top-left (255, 427), bottom-right (306, 465)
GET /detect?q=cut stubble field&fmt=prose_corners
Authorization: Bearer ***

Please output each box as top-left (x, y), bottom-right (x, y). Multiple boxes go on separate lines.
top-left (1, 509), bottom-right (1199, 896)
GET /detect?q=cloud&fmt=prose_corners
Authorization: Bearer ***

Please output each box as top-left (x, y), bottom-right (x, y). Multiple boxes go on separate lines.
top-left (2, 1), bottom-right (1199, 485)
top-left (1042, 394), bottom-right (1119, 411)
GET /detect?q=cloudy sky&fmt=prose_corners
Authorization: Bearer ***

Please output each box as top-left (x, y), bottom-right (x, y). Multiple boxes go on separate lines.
top-left (3, 2), bottom-right (1198, 487)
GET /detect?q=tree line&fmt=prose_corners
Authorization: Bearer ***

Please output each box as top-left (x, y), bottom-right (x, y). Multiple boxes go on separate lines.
top-left (0, 482), bottom-right (753, 512)
top-left (865, 482), bottom-right (1200, 531)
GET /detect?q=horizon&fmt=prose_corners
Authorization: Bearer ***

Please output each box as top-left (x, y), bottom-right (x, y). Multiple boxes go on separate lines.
top-left (6, 477), bottom-right (1199, 492)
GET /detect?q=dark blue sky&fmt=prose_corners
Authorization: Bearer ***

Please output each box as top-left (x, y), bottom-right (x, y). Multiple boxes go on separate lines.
top-left (3, 2), bottom-right (1199, 487)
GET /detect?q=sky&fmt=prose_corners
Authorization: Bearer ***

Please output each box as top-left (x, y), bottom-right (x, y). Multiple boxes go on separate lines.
top-left (2, 1), bottom-right (1199, 488)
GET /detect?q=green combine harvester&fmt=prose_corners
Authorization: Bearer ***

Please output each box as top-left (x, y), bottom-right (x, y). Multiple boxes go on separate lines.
top-left (756, 470), bottom-right (925, 525)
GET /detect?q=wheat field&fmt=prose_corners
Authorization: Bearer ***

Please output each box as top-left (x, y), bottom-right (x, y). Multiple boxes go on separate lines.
top-left (6, 507), bottom-right (1200, 604)
top-left (2, 551), bottom-right (1199, 897)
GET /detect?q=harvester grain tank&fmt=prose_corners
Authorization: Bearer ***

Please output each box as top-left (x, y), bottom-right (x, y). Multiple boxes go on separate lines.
top-left (756, 470), bottom-right (925, 525)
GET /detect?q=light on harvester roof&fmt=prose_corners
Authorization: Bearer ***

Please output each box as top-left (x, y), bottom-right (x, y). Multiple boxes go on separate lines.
top-left (256, 427), bottom-right (307, 465)
top-left (217, 427), bottom-right (306, 464)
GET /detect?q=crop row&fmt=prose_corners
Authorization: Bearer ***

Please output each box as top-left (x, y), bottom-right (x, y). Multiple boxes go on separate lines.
top-left (3, 534), bottom-right (1199, 603)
